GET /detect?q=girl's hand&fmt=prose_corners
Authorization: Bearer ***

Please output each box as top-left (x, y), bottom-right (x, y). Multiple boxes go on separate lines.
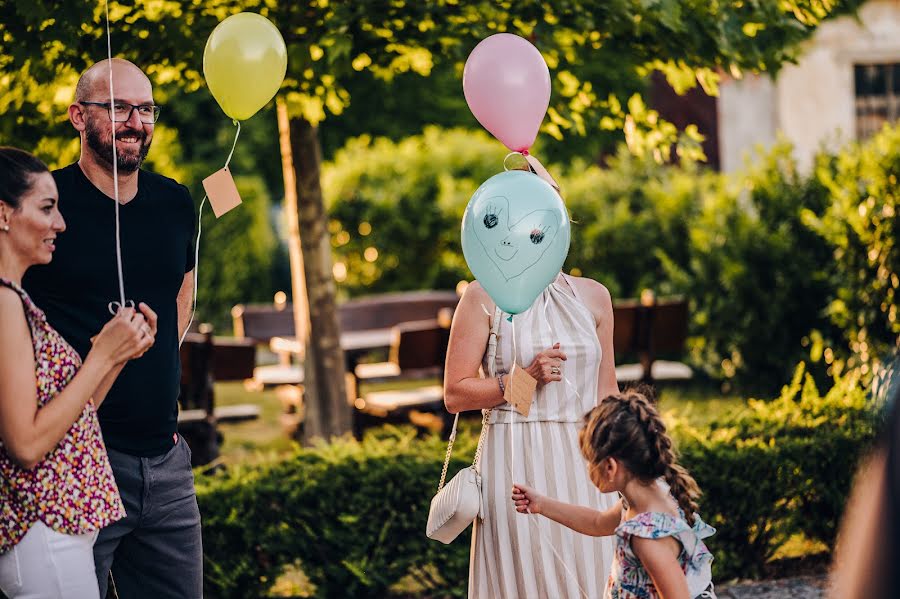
top-left (512, 483), bottom-right (546, 515)
top-left (524, 343), bottom-right (566, 387)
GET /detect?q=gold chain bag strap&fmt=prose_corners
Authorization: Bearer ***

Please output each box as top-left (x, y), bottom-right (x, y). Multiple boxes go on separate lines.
top-left (426, 306), bottom-right (502, 544)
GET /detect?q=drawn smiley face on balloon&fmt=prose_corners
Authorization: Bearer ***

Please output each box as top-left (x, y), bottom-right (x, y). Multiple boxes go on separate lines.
top-left (461, 170), bottom-right (570, 315)
top-left (473, 196), bottom-right (560, 281)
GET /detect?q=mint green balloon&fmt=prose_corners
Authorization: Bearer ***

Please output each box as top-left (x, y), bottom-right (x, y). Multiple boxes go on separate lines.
top-left (461, 170), bottom-right (570, 314)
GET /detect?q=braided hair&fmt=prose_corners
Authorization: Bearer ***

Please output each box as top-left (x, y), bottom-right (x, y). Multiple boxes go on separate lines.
top-left (579, 387), bottom-right (701, 525)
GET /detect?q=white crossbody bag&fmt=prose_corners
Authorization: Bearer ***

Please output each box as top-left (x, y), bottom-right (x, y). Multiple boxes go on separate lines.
top-left (426, 306), bottom-right (502, 544)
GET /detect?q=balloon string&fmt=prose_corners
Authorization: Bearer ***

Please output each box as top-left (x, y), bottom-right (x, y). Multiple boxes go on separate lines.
top-left (509, 313), bottom-right (516, 482)
top-left (224, 120), bottom-right (241, 170)
top-left (180, 122), bottom-right (241, 346)
top-left (503, 151), bottom-right (526, 172)
top-left (105, 0), bottom-right (126, 308)
top-left (180, 196), bottom-right (206, 347)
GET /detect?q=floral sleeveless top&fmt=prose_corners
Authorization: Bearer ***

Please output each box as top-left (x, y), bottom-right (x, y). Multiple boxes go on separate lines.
top-left (0, 278), bottom-right (124, 553)
top-left (607, 505), bottom-right (716, 599)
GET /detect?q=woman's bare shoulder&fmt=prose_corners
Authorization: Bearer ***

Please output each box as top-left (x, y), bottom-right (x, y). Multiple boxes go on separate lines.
top-left (0, 287), bottom-right (31, 348)
top-left (459, 280), bottom-right (493, 310)
top-left (0, 286), bottom-right (24, 313)
top-left (569, 276), bottom-right (612, 309)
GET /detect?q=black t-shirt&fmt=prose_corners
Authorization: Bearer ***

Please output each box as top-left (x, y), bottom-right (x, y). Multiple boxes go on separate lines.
top-left (24, 163), bottom-right (195, 457)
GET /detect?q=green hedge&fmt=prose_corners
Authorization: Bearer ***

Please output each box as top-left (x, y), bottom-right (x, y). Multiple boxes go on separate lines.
top-left (563, 144), bottom-right (837, 393)
top-left (804, 125), bottom-right (900, 374)
top-left (197, 430), bottom-right (476, 599)
top-left (197, 365), bottom-right (877, 597)
top-left (677, 363), bottom-right (877, 578)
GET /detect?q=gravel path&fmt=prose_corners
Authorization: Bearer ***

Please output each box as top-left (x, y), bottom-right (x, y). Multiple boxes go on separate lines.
top-left (717, 575), bottom-right (828, 598)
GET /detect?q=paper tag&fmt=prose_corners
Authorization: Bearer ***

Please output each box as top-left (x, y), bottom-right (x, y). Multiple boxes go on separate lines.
top-left (202, 167), bottom-right (242, 218)
top-left (504, 364), bottom-right (537, 417)
top-left (525, 155), bottom-right (561, 192)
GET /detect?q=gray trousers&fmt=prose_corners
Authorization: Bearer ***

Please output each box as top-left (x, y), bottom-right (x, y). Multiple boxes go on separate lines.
top-left (94, 435), bottom-right (202, 599)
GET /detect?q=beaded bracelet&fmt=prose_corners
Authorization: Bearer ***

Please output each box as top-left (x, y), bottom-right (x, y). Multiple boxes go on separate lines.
top-left (497, 374), bottom-right (506, 396)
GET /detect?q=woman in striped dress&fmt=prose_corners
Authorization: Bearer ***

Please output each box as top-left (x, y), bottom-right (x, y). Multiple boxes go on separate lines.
top-left (444, 272), bottom-right (619, 598)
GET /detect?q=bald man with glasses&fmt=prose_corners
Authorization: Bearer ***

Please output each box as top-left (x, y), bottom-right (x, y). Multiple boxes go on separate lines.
top-left (24, 59), bottom-right (201, 598)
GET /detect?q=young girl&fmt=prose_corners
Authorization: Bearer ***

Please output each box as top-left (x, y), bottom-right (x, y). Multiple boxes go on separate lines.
top-left (512, 389), bottom-right (716, 599)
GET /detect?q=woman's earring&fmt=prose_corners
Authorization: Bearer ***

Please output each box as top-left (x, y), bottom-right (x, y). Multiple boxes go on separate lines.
top-left (0, 224), bottom-right (9, 232)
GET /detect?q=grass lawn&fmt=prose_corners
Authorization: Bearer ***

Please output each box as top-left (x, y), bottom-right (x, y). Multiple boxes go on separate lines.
top-left (213, 382), bottom-right (295, 464)
top-left (657, 384), bottom-right (747, 427)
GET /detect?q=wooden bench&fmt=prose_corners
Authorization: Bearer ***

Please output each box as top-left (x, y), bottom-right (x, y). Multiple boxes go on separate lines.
top-left (231, 290), bottom-right (461, 388)
top-left (230, 303), bottom-right (302, 388)
top-left (352, 319), bottom-right (453, 438)
top-left (177, 326), bottom-right (259, 466)
top-left (339, 290), bottom-right (460, 333)
top-left (354, 318), bottom-right (451, 382)
top-left (232, 290), bottom-right (460, 343)
top-left (232, 291), bottom-right (461, 439)
top-left (612, 295), bottom-right (691, 384)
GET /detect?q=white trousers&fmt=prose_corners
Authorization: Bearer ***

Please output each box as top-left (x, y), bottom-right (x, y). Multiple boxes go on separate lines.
top-left (0, 521), bottom-right (100, 599)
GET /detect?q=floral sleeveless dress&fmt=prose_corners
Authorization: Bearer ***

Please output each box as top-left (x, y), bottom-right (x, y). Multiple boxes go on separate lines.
top-left (607, 507), bottom-right (716, 599)
top-left (0, 278), bottom-right (124, 554)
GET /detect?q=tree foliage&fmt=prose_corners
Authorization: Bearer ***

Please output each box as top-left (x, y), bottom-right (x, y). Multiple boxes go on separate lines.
top-left (2, 0), bottom-right (864, 165)
top-left (324, 127), bottom-right (504, 297)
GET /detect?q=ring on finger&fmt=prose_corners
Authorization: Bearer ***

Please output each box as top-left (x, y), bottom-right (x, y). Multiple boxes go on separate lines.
top-left (550, 366), bottom-right (561, 375)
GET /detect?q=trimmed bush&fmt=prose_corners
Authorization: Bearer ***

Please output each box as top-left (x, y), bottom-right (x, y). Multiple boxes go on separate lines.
top-left (679, 363), bottom-right (877, 578)
top-left (323, 127), bottom-right (506, 297)
top-left (804, 124), bottom-right (900, 375)
top-left (197, 366), bottom-right (877, 597)
top-left (671, 143), bottom-right (836, 393)
top-left (565, 145), bottom-right (835, 393)
top-left (197, 429), bottom-right (477, 599)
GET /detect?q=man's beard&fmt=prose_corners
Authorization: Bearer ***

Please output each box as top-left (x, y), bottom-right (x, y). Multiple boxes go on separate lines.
top-left (85, 120), bottom-right (151, 173)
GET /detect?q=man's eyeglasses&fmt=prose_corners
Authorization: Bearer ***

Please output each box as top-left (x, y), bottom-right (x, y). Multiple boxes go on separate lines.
top-left (79, 101), bottom-right (161, 124)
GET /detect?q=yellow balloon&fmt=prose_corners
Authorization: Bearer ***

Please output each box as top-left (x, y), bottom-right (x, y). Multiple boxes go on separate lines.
top-left (203, 12), bottom-right (287, 121)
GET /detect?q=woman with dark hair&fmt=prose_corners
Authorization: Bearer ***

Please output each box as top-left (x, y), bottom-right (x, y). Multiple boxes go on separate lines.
top-left (0, 147), bottom-right (155, 598)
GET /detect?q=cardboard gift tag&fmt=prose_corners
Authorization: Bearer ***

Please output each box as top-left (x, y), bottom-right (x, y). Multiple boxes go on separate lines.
top-left (202, 167), bottom-right (242, 218)
top-left (504, 364), bottom-right (537, 417)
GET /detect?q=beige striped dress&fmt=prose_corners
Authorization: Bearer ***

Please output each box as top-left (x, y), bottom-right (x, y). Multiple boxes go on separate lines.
top-left (470, 275), bottom-right (617, 598)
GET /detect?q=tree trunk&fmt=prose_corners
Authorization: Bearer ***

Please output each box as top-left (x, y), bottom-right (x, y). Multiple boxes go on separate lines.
top-left (275, 98), bottom-right (310, 440)
top-left (285, 113), bottom-right (352, 440)
top-left (276, 98), bottom-right (309, 351)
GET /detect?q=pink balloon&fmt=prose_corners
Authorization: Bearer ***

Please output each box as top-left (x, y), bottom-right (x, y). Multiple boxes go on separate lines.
top-left (463, 33), bottom-right (551, 153)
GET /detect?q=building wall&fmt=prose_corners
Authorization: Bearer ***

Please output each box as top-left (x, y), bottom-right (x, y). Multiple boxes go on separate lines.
top-left (718, 74), bottom-right (778, 173)
top-left (718, 0), bottom-right (900, 173)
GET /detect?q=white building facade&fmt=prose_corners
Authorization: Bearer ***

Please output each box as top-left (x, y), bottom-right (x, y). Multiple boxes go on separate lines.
top-left (718, 0), bottom-right (900, 173)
